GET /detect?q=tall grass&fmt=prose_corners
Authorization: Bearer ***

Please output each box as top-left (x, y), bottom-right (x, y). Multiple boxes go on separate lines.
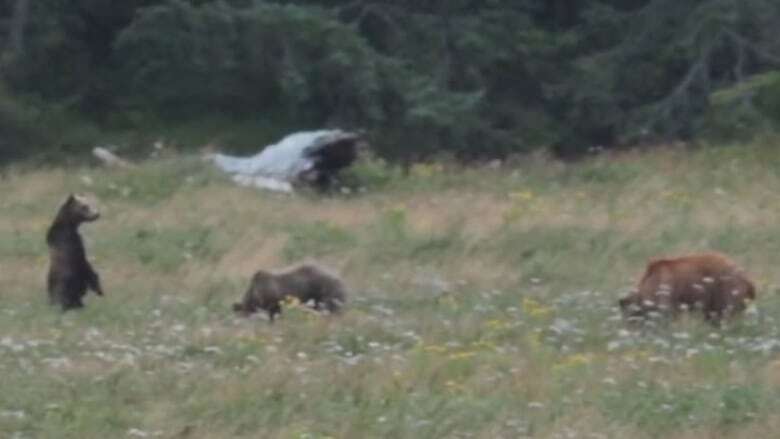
top-left (1, 142), bottom-right (780, 438)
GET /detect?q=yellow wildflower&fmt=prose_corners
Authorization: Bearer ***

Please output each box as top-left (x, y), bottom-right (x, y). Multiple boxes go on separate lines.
top-left (553, 353), bottom-right (592, 373)
top-left (522, 297), bottom-right (554, 319)
top-left (444, 380), bottom-right (466, 393)
top-left (471, 340), bottom-right (497, 351)
top-left (423, 344), bottom-right (448, 354)
top-left (485, 319), bottom-right (511, 330)
top-left (411, 163), bottom-right (443, 178)
top-left (448, 351), bottom-right (477, 360)
top-left (282, 296), bottom-right (301, 308)
top-left (621, 350), bottom-right (650, 363)
top-left (509, 190), bottom-right (535, 201)
top-left (439, 295), bottom-right (458, 309)
top-left (525, 332), bottom-right (542, 349)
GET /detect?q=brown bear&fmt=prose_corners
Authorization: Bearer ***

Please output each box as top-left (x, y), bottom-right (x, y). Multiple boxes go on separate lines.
top-left (619, 252), bottom-right (755, 324)
top-left (46, 194), bottom-right (104, 310)
top-left (232, 263), bottom-right (346, 321)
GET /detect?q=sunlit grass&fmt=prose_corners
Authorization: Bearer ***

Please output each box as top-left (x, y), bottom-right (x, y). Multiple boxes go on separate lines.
top-left (2, 141), bottom-right (780, 438)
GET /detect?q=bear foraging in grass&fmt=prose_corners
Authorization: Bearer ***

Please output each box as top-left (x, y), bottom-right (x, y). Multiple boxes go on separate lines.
top-left (619, 252), bottom-right (755, 324)
top-left (232, 263), bottom-right (346, 321)
top-left (46, 194), bottom-right (104, 310)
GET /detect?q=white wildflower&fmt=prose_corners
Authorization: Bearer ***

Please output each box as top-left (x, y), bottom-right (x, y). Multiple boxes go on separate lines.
top-left (203, 346), bottom-right (222, 355)
top-left (0, 410), bottom-right (25, 419)
top-left (127, 428), bottom-right (148, 437)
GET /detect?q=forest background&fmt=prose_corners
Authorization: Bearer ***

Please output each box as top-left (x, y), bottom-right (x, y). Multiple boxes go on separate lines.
top-left (2, 0), bottom-right (780, 163)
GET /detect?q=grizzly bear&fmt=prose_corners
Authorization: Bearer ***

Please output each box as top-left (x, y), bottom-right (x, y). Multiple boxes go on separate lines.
top-left (619, 252), bottom-right (755, 324)
top-left (46, 194), bottom-right (104, 310)
top-left (232, 263), bottom-right (346, 321)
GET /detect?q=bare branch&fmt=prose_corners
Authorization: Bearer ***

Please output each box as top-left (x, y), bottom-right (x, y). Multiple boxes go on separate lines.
top-left (724, 29), bottom-right (780, 65)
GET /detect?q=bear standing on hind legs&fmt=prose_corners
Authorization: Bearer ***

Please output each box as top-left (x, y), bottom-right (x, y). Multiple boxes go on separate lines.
top-left (46, 194), bottom-right (104, 310)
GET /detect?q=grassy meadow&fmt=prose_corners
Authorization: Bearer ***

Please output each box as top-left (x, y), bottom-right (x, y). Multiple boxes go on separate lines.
top-left (3, 143), bottom-right (780, 438)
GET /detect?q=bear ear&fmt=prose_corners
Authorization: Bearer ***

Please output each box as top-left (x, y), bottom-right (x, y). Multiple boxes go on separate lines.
top-left (60, 194), bottom-right (76, 208)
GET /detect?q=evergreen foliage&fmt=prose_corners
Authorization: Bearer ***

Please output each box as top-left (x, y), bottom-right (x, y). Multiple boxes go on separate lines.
top-left (1, 0), bottom-right (779, 161)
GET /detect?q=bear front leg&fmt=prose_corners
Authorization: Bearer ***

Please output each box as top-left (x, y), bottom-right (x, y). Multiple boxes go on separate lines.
top-left (267, 302), bottom-right (282, 322)
top-left (86, 264), bottom-right (104, 296)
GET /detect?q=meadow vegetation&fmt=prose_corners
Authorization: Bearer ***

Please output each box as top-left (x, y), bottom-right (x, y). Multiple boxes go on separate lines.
top-left (2, 142), bottom-right (780, 438)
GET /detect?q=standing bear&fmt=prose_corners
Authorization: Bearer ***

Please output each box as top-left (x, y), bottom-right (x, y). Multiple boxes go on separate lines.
top-left (232, 263), bottom-right (346, 321)
top-left (46, 194), bottom-right (104, 310)
top-left (619, 252), bottom-right (755, 324)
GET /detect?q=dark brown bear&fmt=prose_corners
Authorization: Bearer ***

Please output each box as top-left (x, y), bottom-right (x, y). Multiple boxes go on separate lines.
top-left (619, 252), bottom-right (755, 324)
top-left (46, 194), bottom-right (104, 310)
top-left (232, 263), bottom-right (346, 321)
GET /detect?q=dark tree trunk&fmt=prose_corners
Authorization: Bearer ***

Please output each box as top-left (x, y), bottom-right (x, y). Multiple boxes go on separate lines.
top-left (8, 0), bottom-right (29, 55)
